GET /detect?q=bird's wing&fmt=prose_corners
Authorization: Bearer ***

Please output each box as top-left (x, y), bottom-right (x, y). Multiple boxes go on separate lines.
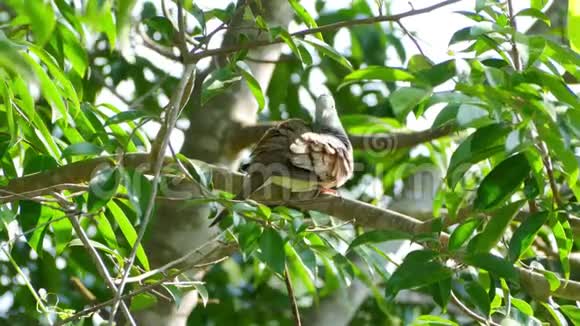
top-left (288, 131), bottom-right (353, 188)
top-left (246, 119), bottom-right (353, 191)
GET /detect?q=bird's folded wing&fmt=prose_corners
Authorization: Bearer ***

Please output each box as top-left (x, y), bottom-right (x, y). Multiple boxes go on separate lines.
top-left (289, 131), bottom-right (353, 188)
top-left (245, 119), bottom-right (315, 181)
top-left (246, 119), bottom-right (353, 191)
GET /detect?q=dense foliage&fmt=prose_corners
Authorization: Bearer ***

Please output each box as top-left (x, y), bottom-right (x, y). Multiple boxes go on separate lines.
top-left (0, 0), bottom-right (579, 325)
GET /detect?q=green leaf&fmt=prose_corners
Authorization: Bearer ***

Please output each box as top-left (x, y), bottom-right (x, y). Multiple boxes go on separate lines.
top-left (0, 40), bottom-right (32, 77)
top-left (456, 104), bottom-right (490, 128)
top-left (407, 54), bottom-right (433, 72)
top-left (468, 201), bottom-right (524, 254)
top-left (448, 218), bottom-right (483, 251)
top-left (389, 87), bottom-right (432, 119)
top-left (412, 315), bottom-right (458, 326)
top-left (446, 123), bottom-right (511, 188)
top-left (259, 228), bottom-right (285, 275)
top-left (508, 211), bottom-right (549, 262)
top-left (516, 8), bottom-right (551, 26)
top-left (237, 222), bottom-right (262, 258)
top-left (201, 67), bottom-right (241, 105)
top-left (415, 60), bottom-right (456, 87)
top-left (88, 168), bottom-right (120, 213)
top-left (302, 37), bottom-right (353, 71)
top-left (511, 297), bottom-right (534, 316)
top-left (192, 282), bottom-right (209, 307)
top-left (288, 0), bottom-right (323, 40)
top-left (0, 81), bottom-right (15, 144)
top-left (28, 39), bottom-right (81, 111)
top-left (22, 53), bottom-right (67, 123)
top-left (62, 142), bottom-right (103, 159)
top-left (534, 110), bottom-right (580, 200)
top-left (340, 66), bottom-right (414, 89)
top-left (569, 0), bottom-right (580, 52)
top-left (543, 270), bottom-right (561, 291)
top-left (236, 61), bottom-right (265, 111)
top-left (67, 238), bottom-right (121, 259)
top-left (432, 104), bottom-right (459, 128)
top-left (348, 230), bottom-right (411, 251)
top-left (105, 110), bottom-right (156, 126)
top-left (431, 277), bottom-right (452, 312)
top-left (52, 217), bottom-right (72, 255)
top-left (465, 281), bottom-right (491, 316)
top-left (257, 204), bottom-right (271, 219)
top-left (106, 201), bottom-right (150, 270)
top-left (143, 16), bottom-right (176, 46)
top-left (57, 23), bottom-right (89, 77)
top-left (474, 153), bottom-right (530, 210)
top-left (123, 169), bottom-right (154, 220)
top-left (189, 3), bottom-right (206, 32)
top-left (560, 305), bottom-right (580, 324)
top-left (85, 0), bottom-right (116, 48)
top-left (285, 243), bottom-right (316, 296)
top-left (19, 0), bottom-right (56, 46)
top-left (531, 0), bottom-right (549, 10)
top-left (551, 219), bottom-right (573, 279)
top-left (385, 250), bottom-right (453, 298)
top-left (130, 293), bottom-right (157, 311)
top-left (523, 70), bottom-right (580, 108)
top-left (18, 201), bottom-right (55, 257)
top-left (94, 212), bottom-right (119, 251)
top-left (270, 27), bottom-right (304, 66)
top-left (463, 253), bottom-right (518, 281)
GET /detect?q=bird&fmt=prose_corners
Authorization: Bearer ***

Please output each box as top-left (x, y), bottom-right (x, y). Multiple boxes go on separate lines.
top-left (210, 94), bottom-right (354, 226)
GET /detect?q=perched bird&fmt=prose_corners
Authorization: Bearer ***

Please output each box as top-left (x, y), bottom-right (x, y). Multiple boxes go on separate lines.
top-left (210, 94), bottom-right (353, 226)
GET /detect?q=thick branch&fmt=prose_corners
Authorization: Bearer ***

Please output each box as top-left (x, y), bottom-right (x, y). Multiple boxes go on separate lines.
top-left (184, 0), bottom-right (462, 63)
top-left (230, 123), bottom-right (455, 154)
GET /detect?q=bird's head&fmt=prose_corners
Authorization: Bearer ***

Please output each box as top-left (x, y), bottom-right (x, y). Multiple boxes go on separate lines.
top-left (314, 94), bottom-right (344, 132)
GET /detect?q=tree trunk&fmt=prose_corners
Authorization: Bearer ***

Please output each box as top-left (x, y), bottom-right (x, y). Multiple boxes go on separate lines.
top-left (134, 1), bottom-right (292, 324)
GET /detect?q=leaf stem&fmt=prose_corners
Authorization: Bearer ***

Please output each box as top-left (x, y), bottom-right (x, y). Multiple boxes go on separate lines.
top-left (284, 264), bottom-right (302, 326)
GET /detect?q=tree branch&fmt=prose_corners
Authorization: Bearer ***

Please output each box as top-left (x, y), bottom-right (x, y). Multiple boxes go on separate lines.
top-left (184, 0), bottom-right (462, 63)
top-left (110, 44), bottom-right (196, 320)
top-left (230, 123), bottom-right (455, 154)
top-left (2, 153), bottom-right (579, 301)
top-left (66, 211), bottom-right (135, 325)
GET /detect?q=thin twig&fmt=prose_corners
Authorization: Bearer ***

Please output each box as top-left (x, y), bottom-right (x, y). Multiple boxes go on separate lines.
top-left (92, 69), bottom-right (132, 105)
top-left (284, 264), bottom-right (302, 326)
top-left (114, 231), bottom-right (226, 285)
top-left (184, 0), bottom-right (462, 62)
top-left (128, 74), bottom-right (169, 110)
top-left (2, 246), bottom-right (52, 325)
top-left (109, 64), bottom-right (196, 321)
top-left (541, 143), bottom-right (562, 207)
top-left (306, 219), bottom-right (355, 232)
top-left (396, 20), bottom-right (425, 56)
top-left (55, 256), bottom-right (228, 325)
top-left (138, 25), bottom-right (181, 61)
top-left (64, 207), bottom-right (135, 325)
top-left (450, 290), bottom-right (500, 326)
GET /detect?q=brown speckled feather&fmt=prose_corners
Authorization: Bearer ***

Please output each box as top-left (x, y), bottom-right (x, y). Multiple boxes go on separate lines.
top-left (246, 119), bottom-right (353, 191)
